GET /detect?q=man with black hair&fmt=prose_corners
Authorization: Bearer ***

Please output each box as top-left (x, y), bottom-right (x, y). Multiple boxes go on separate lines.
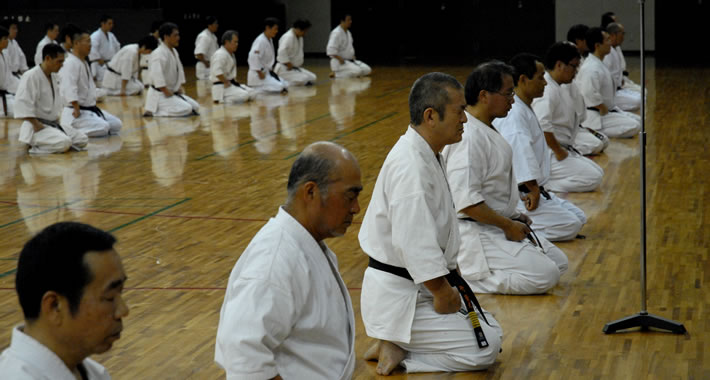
top-left (0, 222), bottom-right (128, 378)
top-left (1, 19), bottom-right (28, 93)
top-left (601, 11), bottom-right (617, 29)
top-left (247, 17), bottom-right (289, 93)
top-left (493, 53), bottom-right (588, 243)
top-left (17, 44), bottom-right (88, 153)
top-left (89, 15), bottom-right (120, 82)
top-left (0, 26), bottom-right (14, 118)
top-left (443, 61), bottom-right (568, 295)
top-left (326, 13), bottom-right (371, 78)
top-left (566, 24), bottom-right (589, 60)
top-left (275, 19), bottom-right (317, 86)
top-left (603, 22), bottom-right (643, 112)
top-left (144, 22), bottom-right (200, 117)
top-left (210, 30), bottom-right (255, 104)
top-left (532, 42), bottom-right (607, 189)
top-left (361, 72), bottom-right (501, 375)
top-left (575, 27), bottom-right (640, 138)
top-left (216, 141), bottom-right (360, 379)
top-left (102, 35), bottom-right (158, 96)
top-left (59, 30), bottom-right (122, 137)
top-left (33, 23), bottom-right (59, 66)
top-left (194, 16), bottom-right (219, 80)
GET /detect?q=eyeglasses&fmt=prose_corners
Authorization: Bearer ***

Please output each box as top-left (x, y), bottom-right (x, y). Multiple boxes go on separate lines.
top-left (488, 89), bottom-right (515, 100)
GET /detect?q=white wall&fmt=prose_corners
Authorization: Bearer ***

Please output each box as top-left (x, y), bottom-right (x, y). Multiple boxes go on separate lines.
top-left (283, 0), bottom-right (331, 53)
top-left (556, 0), bottom-right (655, 51)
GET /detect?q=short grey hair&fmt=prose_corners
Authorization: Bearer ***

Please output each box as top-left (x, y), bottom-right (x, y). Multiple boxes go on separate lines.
top-left (606, 22), bottom-right (623, 35)
top-left (409, 72), bottom-right (463, 126)
top-left (221, 30), bottom-right (238, 45)
top-left (286, 149), bottom-right (335, 203)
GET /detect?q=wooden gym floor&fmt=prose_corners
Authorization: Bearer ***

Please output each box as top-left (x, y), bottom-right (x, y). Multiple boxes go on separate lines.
top-left (0, 58), bottom-right (708, 379)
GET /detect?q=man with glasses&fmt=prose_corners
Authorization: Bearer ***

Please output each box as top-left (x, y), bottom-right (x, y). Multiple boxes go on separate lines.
top-left (532, 42), bottom-right (606, 192)
top-left (493, 53), bottom-right (588, 244)
top-left (575, 27), bottom-right (640, 138)
top-left (442, 61), bottom-right (568, 295)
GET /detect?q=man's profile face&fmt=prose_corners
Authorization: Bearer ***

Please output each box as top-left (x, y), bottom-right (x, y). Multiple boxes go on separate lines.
top-left (48, 25), bottom-right (59, 41)
top-left (8, 24), bottom-right (18, 39)
top-left (225, 35), bottom-right (239, 54)
top-left (314, 160), bottom-right (362, 239)
top-left (598, 32), bottom-right (612, 56)
top-left (342, 15), bottom-right (353, 29)
top-left (489, 74), bottom-right (515, 118)
top-left (529, 61), bottom-right (547, 99)
top-left (265, 25), bottom-right (279, 39)
top-left (560, 57), bottom-right (580, 84)
top-left (435, 87), bottom-right (468, 146)
top-left (61, 249), bottom-right (129, 357)
top-left (101, 19), bottom-right (114, 32)
top-left (45, 53), bottom-right (65, 73)
top-left (208, 22), bottom-right (219, 34)
top-left (74, 34), bottom-right (92, 57)
top-left (165, 29), bottom-right (180, 48)
top-left (0, 37), bottom-right (8, 51)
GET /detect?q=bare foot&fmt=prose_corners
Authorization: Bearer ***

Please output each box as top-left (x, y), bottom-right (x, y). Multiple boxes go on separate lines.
top-left (364, 341), bottom-right (381, 361)
top-left (376, 340), bottom-right (406, 375)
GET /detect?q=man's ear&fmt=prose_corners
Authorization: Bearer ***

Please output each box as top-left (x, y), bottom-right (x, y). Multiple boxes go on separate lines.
top-left (302, 181), bottom-right (318, 201)
top-left (422, 107), bottom-right (436, 125)
top-left (41, 291), bottom-right (65, 325)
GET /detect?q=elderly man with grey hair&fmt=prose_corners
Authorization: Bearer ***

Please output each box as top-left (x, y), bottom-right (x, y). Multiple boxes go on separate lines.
top-left (209, 30), bottom-right (255, 104)
top-left (360, 72), bottom-right (502, 375)
top-left (215, 141), bottom-right (361, 380)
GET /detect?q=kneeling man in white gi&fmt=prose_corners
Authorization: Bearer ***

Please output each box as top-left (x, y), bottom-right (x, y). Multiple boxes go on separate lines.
top-left (575, 27), bottom-right (640, 139)
top-left (275, 19), bottom-right (317, 86)
top-left (144, 22), bottom-right (200, 117)
top-left (326, 13), bottom-right (371, 78)
top-left (532, 42), bottom-right (605, 193)
top-left (0, 222), bottom-right (129, 378)
top-left (247, 18), bottom-right (288, 93)
top-left (101, 35), bottom-right (158, 96)
top-left (16, 44), bottom-right (88, 153)
top-left (443, 62), bottom-right (568, 295)
top-left (210, 30), bottom-right (255, 104)
top-left (193, 16), bottom-right (218, 80)
top-left (603, 23), bottom-right (642, 112)
top-left (494, 54), bottom-right (587, 241)
top-left (215, 141), bottom-right (361, 379)
top-left (59, 30), bottom-right (122, 137)
top-left (361, 73), bottom-right (502, 376)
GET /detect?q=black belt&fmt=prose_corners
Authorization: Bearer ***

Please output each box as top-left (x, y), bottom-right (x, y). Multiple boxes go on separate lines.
top-left (106, 66), bottom-right (120, 75)
top-left (518, 184), bottom-right (551, 200)
top-left (564, 144), bottom-right (582, 155)
top-left (37, 118), bottom-right (66, 134)
top-left (12, 71), bottom-right (21, 78)
top-left (67, 105), bottom-right (105, 120)
top-left (212, 79), bottom-right (241, 86)
top-left (0, 89), bottom-right (7, 116)
top-left (268, 70), bottom-right (281, 81)
top-left (586, 106), bottom-right (617, 113)
top-left (461, 216), bottom-right (545, 253)
top-left (367, 257), bottom-right (491, 349)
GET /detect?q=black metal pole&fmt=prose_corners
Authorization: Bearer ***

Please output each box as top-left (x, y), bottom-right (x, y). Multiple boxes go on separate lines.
top-left (602, 0), bottom-right (686, 335)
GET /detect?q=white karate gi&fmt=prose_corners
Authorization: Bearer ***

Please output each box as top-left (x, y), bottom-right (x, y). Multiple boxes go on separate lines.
top-left (140, 38), bottom-right (160, 87)
top-left (360, 126), bottom-right (502, 372)
top-left (603, 46), bottom-right (641, 111)
top-left (215, 207), bottom-right (355, 380)
top-left (101, 44), bottom-right (144, 95)
top-left (274, 28), bottom-right (317, 86)
top-left (16, 66), bottom-right (88, 154)
top-left (576, 54), bottom-right (641, 138)
top-left (326, 26), bottom-right (371, 78)
top-left (560, 81), bottom-right (610, 155)
top-left (615, 46), bottom-right (643, 92)
top-left (0, 326), bottom-right (111, 380)
top-left (4, 39), bottom-right (27, 93)
top-left (494, 96), bottom-right (587, 241)
top-left (33, 36), bottom-right (58, 66)
top-left (443, 113), bottom-right (568, 294)
top-left (532, 72), bottom-right (605, 192)
top-left (209, 46), bottom-right (255, 104)
top-left (144, 44), bottom-right (200, 116)
top-left (194, 28), bottom-right (218, 80)
top-left (89, 28), bottom-right (120, 82)
top-left (58, 53), bottom-right (122, 136)
top-left (247, 33), bottom-right (288, 92)
top-left (0, 51), bottom-right (15, 118)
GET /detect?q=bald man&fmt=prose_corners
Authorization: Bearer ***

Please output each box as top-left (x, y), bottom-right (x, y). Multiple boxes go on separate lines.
top-left (216, 141), bottom-right (361, 379)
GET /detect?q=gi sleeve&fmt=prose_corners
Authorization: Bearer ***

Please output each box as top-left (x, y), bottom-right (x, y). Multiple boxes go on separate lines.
top-left (118, 51), bottom-right (135, 81)
top-left (58, 61), bottom-right (80, 104)
top-left (13, 74), bottom-right (38, 119)
top-left (446, 133), bottom-right (488, 212)
top-left (277, 34), bottom-right (291, 64)
top-left (247, 38), bottom-right (265, 71)
top-left (210, 51), bottom-right (227, 78)
top-left (215, 278), bottom-right (296, 379)
top-left (326, 30), bottom-right (342, 57)
top-left (194, 32), bottom-right (209, 56)
top-left (578, 69), bottom-right (604, 107)
top-left (149, 50), bottom-right (167, 88)
top-left (89, 32), bottom-right (102, 62)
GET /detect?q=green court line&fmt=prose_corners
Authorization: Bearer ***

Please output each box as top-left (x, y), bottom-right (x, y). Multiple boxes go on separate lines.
top-left (194, 112), bottom-right (331, 161)
top-left (107, 198), bottom-right (192, 233)
top-left (0, 269), bottom-right (16, 279)
top-left (0, 200), bottom-right (84, 230)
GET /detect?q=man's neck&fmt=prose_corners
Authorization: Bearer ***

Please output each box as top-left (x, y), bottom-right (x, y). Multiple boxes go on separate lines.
top-left (514, 88), bottom-right (532, 106)
top-left (40, 63), bottom-right (52, 78)
top-left (72, 51), bottom-right (87, 61)
top-left (548, 70), bottom-right (563, 86)
top-left (23, 323), bottom-right (83, 374)
top-left (467, 104), bottom-right (494, 126)
top-left (411, 124), bottom-right (443, 155)
top-left (593, 50), bottom-right (606, 60)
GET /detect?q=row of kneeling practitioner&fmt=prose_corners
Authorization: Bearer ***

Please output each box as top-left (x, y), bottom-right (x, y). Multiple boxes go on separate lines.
top-left (0, 10), bottom-right (643, 379)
